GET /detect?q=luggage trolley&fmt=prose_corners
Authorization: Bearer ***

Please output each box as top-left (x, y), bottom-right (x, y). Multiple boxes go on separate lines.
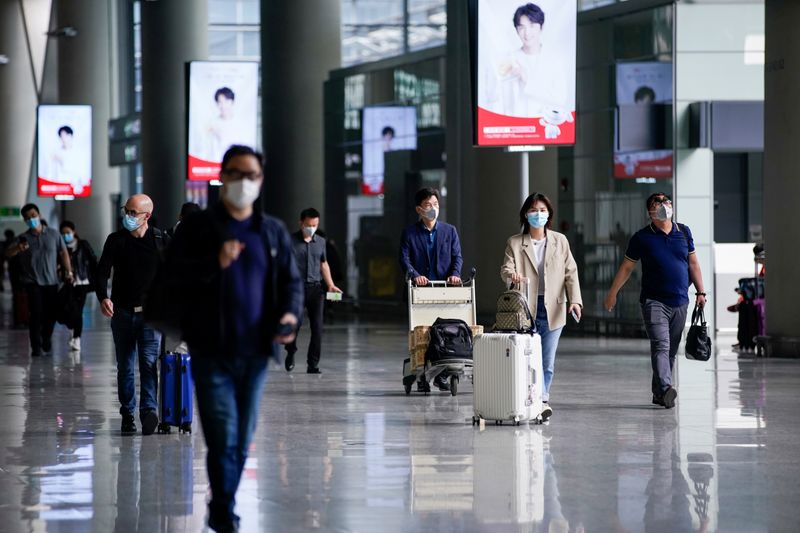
top-left (402, 271), bottom-right (477, 396)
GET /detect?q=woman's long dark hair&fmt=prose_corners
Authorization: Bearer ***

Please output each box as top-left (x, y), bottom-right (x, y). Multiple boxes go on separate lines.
top-left (519, 192), bottom-right (554, 233)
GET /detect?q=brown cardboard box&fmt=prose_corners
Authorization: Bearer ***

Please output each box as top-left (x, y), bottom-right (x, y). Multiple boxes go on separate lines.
top-left (409, 325), bottom-right (430, 349)
top-left (470, 325), bottom-right (484, 338)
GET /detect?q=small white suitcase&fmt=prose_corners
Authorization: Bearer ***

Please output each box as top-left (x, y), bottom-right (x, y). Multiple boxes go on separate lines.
top-left (472, 333), bottom-right (544, 425)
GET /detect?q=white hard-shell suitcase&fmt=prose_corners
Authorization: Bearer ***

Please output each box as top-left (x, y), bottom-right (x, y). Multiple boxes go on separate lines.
top-left (473, 428), bottom-right (544, 525)
top-left (472, 333), bottom-right (544, 425)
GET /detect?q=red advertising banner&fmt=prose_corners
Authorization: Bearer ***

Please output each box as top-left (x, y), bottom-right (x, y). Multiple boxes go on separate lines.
top-left (613, 150), bottom-right (673, 179)
top-left (475, 0), bottom-right (577, 147)
top-left (188, 155), bottom-right (222, 182)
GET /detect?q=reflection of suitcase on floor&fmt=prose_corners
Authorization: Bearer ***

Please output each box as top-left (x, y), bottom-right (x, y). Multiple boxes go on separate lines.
top-left (472, 333), bottom-right (543, 425)
top-left (473, 428), bottom-right (544, 524)
top-left (158, 352), bottom-right (193, 434)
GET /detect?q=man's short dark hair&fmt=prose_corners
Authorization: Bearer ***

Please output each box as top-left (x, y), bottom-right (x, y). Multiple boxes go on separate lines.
top-left (180, 202), bottom-right (201, 218)
top-left (381, 126), bottom-right (395, 137)
top-left (519, 192), bottom-right (554, 231)
top-left (215, 87), bottom-right (235, 102)
top-left (58, 125), bottom-right (73, 137)
top-left (300, 207), bottom-right (321, 221)
top-left (221, 145), bottom-right (263, 170)
top-left (414, 187), bottom-right (440, 207)
top-left (634, 86), bottom-right (656, 103)
top-left (59, 220), bottom-right (75, 232)
top-left (646, 192), bottom-right (671, 210)
top-left (513, 3), bottom-right (545, 28)
top-left (21, 203), bottom-right (39, 217)
top-left (4, 229), bottom-right (15, 239)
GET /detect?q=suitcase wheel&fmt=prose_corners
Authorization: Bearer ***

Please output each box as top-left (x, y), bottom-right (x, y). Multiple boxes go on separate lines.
top-left (157, 422), bottom-right (171, 434)
top-left (179, 423), bottom-right (192, 434)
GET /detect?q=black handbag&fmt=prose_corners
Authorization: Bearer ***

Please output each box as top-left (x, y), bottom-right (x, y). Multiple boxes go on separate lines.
top-left (685, 304), bottom-right (712, 361)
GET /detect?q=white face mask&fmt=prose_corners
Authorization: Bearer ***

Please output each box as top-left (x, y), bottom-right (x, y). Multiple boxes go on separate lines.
top-left (302, 226), bottom-right (317, 237)
top-left (224, 179), bottom-right (261, 210)
top-left (653, 204), bottom-right (673, 221)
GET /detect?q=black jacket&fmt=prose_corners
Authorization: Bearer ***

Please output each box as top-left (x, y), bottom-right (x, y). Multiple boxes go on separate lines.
top-left (167, 202), bottom-right (304, 358)
top-left (68, 239), bottom-right (98, 284)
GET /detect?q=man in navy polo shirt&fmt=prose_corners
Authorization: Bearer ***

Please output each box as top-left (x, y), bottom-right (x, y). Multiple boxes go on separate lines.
top-left (604, 193), bottom-right (707, 409)
top-left (399, 187), bottom-right (463, 391)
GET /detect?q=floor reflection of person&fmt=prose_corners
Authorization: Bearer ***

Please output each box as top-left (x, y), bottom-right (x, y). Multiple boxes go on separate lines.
top-left (644, 422), bottom-right (693, 532)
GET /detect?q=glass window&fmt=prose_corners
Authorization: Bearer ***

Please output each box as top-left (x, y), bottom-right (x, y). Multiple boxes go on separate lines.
top-left (209, 30), bottom-right (238, 57)
top-left (242, 31), bottom-right (260, 57)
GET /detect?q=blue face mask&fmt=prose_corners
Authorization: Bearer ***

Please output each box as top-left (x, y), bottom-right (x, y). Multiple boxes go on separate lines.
top-left (122, 214), bottom-right (143, 232)
top-left (527, 212), bottom-right (549, 229)
top-left (63, 233), bottom-right (74, 244)
top-left (25, 217), bottom-right (40, 230)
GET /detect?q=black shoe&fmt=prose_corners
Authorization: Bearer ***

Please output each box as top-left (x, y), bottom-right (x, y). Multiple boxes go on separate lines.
top-left (652, 394), bottom-right (665, 406)
top-left (42, 340), bottom-right (52, 354)
top-left (306, 366), bottom-right (321, 374)
top-left (141, 410), bottom-right (159, 435)
top-left (434, 374), bottom-right (450, 391)
top-left (208, 515), bottom-right (239, 533)
top-left (31, 350), bottom-right (42, 358)
top-left (121, 416), bottom-right (137, 436)
top-left (662, 387), bottom-right (677, 409)
top-left (285, 350), bottom-right (296, 372)
top-left (541, 402), bottom-right (553, 421)
top-left (417, 380), bottom-right (431, 393)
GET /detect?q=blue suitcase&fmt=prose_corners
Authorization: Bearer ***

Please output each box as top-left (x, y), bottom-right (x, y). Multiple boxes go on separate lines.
top-left (157, 352), bottom-right (193, 434)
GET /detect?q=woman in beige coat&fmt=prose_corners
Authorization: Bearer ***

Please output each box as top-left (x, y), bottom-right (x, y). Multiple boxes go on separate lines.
top-left (501, 192), bottom-right (582, 420)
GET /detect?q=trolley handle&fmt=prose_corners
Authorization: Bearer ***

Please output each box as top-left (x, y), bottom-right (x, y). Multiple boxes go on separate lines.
top-left (409, 267), bottom-right (477, 287)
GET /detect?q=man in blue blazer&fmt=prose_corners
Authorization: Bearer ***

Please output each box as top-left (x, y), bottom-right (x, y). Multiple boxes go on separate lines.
top-left (399, 187), bottom-right (463, 391)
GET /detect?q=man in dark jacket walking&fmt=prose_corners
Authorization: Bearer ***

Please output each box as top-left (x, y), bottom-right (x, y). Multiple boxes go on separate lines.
top-left (169, 145), bottom-right (303, 533)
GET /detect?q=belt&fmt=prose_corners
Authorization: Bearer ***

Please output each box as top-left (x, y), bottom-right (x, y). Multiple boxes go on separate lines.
top-left (305, 281), bottom-right (322, 286)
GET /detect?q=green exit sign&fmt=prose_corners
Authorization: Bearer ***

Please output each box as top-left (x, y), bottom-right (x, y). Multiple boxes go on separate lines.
top-left (0, 207), bottom-right (20, 218)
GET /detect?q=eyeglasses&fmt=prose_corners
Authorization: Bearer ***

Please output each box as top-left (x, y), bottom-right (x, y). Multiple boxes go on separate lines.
top-left (651, 199), bottom-right (672, 207)
top-left (222, 169), bottom-right (263, 181)
top-left (121, 207), bottom-right (148, 217)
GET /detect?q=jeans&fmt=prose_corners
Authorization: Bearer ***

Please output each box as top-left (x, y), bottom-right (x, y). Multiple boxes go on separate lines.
top-left (110, 308), bottom-right (161, 417)
top-left (286, 282), bottom-right (325, 369)
top-left (534, 296), bottom-right (563, 403)
top-left (191, 353), bottom-right (269, 526)
top-left (641, 299), bottom-right (688, 396)
top-left (24, 283), bottom-right (58, 354)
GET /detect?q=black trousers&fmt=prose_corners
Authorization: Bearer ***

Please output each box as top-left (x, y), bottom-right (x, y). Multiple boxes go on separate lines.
top-left (72, 285), bottom-right (90, 338)
top-left (287, 282), bottom-right (325, 369)
top-left (25, 283), bottom-right (58, 354)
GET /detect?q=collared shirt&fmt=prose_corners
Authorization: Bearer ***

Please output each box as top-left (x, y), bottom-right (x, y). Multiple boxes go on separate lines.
top-left (291, 231), bottom-right (326, 283)
top-left (223, 215), bottom-right (267, 357)
top-left (17, 226), bottom-right (66, 286)
top-left (425, 223), bottom-right (438, 279)
top-left (625, 222), bottom-right (695, 307)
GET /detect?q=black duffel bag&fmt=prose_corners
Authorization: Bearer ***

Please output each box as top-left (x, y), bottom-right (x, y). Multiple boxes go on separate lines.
top-left (56, 283), bottom-right (81, 330)
top-left (685, 304), bottom-right (712, 361)
top-left (426, 318), bottom-right (474, 364)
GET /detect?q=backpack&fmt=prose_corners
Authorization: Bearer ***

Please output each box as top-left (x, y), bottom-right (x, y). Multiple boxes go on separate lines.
top-left (425, 318), bottom-right (474, 364)
top-left (493, 285), bottom-right (535, 333)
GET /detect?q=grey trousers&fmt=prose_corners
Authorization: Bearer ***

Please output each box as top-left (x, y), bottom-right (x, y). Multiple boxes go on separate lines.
top-left (641, 299), bottom-right (688, 396)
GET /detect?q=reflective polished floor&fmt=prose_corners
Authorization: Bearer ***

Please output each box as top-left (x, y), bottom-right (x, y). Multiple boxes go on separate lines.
top-left (1, 294), bottom-right (799, 532)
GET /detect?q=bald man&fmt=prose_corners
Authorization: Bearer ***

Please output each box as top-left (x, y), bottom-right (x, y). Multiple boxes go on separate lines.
top-left (96, 194), bottom-right (170, 436)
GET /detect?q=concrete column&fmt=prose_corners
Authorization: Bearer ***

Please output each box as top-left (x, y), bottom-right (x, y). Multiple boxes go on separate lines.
top-left (764, 0), bottom-right (800, 349)
top-left (140, 0), bottom-right (207, 226)
top-left (261, 1), bottom-right (341, 223)
top-left (446, 0), bottom-right (540, 318)
top-left (56, 0), bottom-right (120, 250)
top-left (0, 0), bottom-right (39, 210)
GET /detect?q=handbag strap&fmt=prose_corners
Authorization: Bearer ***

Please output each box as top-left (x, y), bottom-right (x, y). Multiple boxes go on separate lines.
top-left (691, 304), bottom-right (706, 326)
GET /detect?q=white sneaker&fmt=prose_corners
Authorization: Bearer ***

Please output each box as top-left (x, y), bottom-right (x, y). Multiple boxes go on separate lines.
top-left (69, 337), bottom-right (81, 351)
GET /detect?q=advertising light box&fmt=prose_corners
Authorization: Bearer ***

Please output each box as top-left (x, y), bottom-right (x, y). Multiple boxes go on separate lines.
top-left (474, 0), bottom-right (577, 146)
top-left (188, 61), bottom-right (259, 181)
top-left (361, 106), bottom-right (417, 196)
top-left (614, 62), bottom-right (673, 179)
top-left (37, 105), bottom-right (92, 197)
